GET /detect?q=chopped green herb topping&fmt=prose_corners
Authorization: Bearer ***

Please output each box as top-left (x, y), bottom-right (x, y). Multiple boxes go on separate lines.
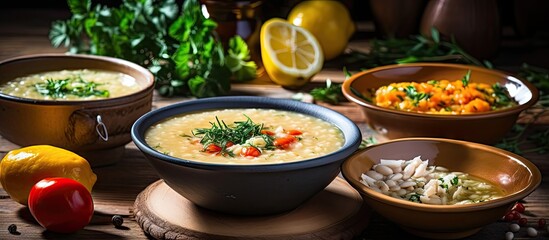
top-left (34, 76), bottom-right (109, 98)
top-left (461, 69), bottom-right (471, 87)
top-left (409, 193), bottom-right (422, 203)
top-left (192, 115), bottom-right (274, 155)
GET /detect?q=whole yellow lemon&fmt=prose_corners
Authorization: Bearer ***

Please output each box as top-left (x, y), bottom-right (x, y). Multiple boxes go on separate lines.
top-left (0, 145), bottom-right (97, 205)
top-left (287, 0), bottom-right (356, 60)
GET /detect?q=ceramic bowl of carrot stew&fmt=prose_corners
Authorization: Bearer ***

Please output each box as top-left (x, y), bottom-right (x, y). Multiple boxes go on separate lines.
top-left (341, 63), bottom-right (539, 144)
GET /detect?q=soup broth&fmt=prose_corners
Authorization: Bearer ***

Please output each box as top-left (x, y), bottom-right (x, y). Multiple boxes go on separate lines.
top-left (0, 69), bottom-right (143, 100)
top-left (145, 108), bottom-right (345, 164)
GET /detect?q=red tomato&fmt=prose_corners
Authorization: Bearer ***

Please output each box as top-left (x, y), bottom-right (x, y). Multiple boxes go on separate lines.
top-left (503, 212), bottom-right (516, 222)
top-left (287, 129), bottom-right (303, 135)
top-left (261, 130), bottom-right (275, 136)
top-left (241, 146), bottom-right (261, 157)
top-left (512, 202), bottom-right (525, 213)
top-left (274, 136), bottom-right (297, 149)
top-left (28, 177), bottom-right (94, 233)
top-left (205, 144), bottom-right (222, 153)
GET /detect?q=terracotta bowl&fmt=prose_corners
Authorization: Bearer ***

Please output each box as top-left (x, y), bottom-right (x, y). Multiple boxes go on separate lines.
top-left (341, 138), bottom-right (541, 239)
top-left (131, 96), bottom-right (362, 215)
top-left (0, 54), bottom-right (155, 166)
top-left (341, 63), bottom-right (539, 144)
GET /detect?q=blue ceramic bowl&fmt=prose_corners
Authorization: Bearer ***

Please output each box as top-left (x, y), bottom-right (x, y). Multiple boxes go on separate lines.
top-left (131, 96), bottom-right (362, 215)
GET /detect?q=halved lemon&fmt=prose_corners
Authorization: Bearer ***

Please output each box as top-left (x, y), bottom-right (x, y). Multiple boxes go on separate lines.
top-left (260, 18), bottom-right (324, 89)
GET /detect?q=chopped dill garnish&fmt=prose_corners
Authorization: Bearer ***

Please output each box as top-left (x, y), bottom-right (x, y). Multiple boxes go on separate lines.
top-left (34, 76), bottom-right (109, 98)
top-left (192, 115), bottom-right (274, 155)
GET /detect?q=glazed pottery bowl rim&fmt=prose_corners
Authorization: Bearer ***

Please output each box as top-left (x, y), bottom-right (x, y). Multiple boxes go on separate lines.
top-left (341, 137), bottom-right (542, 212)
top-left (0, 53), bottom-right (155, 105)
top-left (341, 62), bottom-right (540, 119)
top-left (131, 96), bottom-right (363, 171)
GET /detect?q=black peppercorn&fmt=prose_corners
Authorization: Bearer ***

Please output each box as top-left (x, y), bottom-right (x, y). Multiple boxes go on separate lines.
top-left (8, 224), bottom-right (17, 234)
top-left (112, 215), bottom-right (124, 227)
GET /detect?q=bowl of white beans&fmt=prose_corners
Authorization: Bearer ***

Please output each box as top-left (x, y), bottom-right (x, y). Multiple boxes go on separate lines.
top-left (341, 137), bottom-right (541, 239)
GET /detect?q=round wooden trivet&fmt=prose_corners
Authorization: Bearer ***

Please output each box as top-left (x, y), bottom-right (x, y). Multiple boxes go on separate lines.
top-left (133, 177), bottom-right (371, 240)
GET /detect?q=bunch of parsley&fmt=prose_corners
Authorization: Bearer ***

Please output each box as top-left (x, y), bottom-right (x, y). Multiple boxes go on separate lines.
top-left (49, 0), bottom-right (256, 98)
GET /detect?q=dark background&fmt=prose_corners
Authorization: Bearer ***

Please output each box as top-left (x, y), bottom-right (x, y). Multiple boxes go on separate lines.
top-left (0, 0), bottom-right (546, 36)
top-left (0, 0), bottom-right (523, 23)
top-left (1, 0), bottom-right (548, 69)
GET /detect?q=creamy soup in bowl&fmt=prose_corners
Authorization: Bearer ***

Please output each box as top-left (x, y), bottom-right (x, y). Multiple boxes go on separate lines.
top-left (0, 69), bottom-right (143, 100)
top-left (131, 96), bottom-right (362, 215)
top-left (145, 108), bottom-right (345, 164)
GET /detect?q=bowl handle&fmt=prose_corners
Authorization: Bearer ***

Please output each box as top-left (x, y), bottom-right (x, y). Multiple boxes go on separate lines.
top-left (95, 115), bottom-right (109, 142)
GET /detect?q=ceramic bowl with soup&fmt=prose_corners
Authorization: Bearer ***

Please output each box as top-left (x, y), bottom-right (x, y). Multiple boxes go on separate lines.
top-left (341, 63), bottom-right (539, 144)
top-left (131, 96), bottom-right (362, 215)
top-left (0, 54), bottom-right (154, 166)
top-left (341, 138), bottom-right (541, 239)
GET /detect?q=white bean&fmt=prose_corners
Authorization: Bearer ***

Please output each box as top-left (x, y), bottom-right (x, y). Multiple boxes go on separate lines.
top-left (376, 181), bottom-right (390, 193)
top-left (366, 170), bottom-right (384, 180)
top-left (526, 227), bottom-right (537, 237)
top-left (385, 179), bottom-right (397, 187)
top-left (400, 180), bottom-right (416, 188)
top-left (508, 223), bottom-right (520, 232)
top-left (389, 173), bottom-right (403, 181)
top-left (374, 165), bottom-right (394, 175)
top-left (412, 161), bottom-right (428, 178)
top-left (360, 173), bottom-right (376, 186)
top-left (435, 166), bottom-right (449, 172)
top-left (402, 163), bottom-right (416, 179)
top-left (379, 159), bottom-right (404, 168)
top-left (504, 231), bottom-right (513, 240)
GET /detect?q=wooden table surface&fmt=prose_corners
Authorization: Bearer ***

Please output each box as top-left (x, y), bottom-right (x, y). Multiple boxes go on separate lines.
top-left (1, 8), bottom-right (549, 240)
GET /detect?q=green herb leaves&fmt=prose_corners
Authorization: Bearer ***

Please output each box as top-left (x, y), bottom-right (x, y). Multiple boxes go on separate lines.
top-left (34, 77), bottom-right (109, 99)
top-left (404, 85), bottom-right (429, 105)
top-left (461, 69), bottom-right (471, 87)
top-left (344, 28), bottom-right (490, 70)
top-left (192, 115), bottom-right (274, 155)
top-left (225, 36), bottom-right (257, 82)
top-left (49, 0), bottom-right (257, 98)
top-left (310, 79), bottom-right (343, 104)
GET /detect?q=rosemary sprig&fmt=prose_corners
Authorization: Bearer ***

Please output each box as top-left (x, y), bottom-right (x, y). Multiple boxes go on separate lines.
top-left (495, 64), bottom-right (549, 155)
top-left (34, 77), bottom-right (109, 98)
top-left (519, 63), bottom-right (549, 107)
top-left (344, 28), bottom-right (491, 70)
top-left (192, 115), bottom-right (274, 155)
top-left (495, 110), bottom-right (549, 154)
